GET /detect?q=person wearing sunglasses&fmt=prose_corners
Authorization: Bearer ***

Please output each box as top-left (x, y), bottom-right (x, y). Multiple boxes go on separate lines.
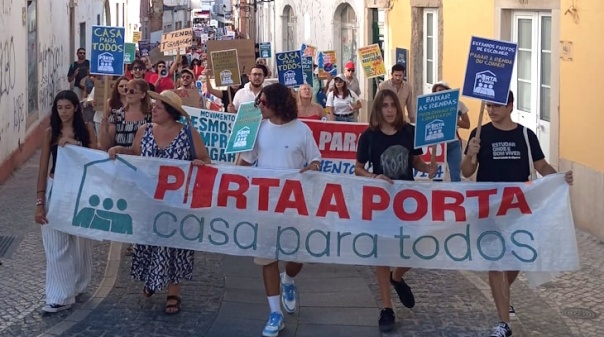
top-left (238, 83), bottom-right (321, 337)
top-left (67, 48), bottom-right (90, 99)
top-left (377, 63), bottom-right (415, 123)
top-left (326, 74), bottom-right (362, 122)
top-left (461, 90), bottom-right (573, 337)
top-left (177, 68), bottom-right (206, 108)
top-left (130, 59), bottom-right (156, 91)
top-left (328, 61), bottom-right (361, 97)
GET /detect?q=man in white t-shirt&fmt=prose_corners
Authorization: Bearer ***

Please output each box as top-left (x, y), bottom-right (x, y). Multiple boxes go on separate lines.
top-left (228, 64), bottom-right (268, 113)
top-left (239, 83), bottom-right (321, 337)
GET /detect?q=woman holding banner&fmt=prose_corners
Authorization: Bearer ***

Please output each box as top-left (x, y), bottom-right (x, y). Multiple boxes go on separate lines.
top-left (108, 90), bottom-right (211, 315)
top-left (296, 84), bottom-right (328, 120)
top-left (35, 90), bottom-right (97, 313)
top-left (431, 81), bottom-right (471, 181)
top-left (354, 89), bottom-right (437, 332)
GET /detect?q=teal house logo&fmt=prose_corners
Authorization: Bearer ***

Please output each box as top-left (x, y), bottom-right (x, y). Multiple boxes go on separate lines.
top-left (72, 157), bottom-right (137, 235)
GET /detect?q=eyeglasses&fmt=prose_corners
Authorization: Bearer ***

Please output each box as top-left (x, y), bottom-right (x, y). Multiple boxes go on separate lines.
top-left (77, 52), bottom-right (85, 55)
top-left (346, 69), bottom-right (355, 72)
top-left (254, 98), bottom-right (268, 107)
top-left (133, 67), bottom-right (144, 71)
top-left (334, 78), bottom-right (344, 83)
top-left (181, 75), bottom-right (192, 80)
top-left (157, 65), bottom-right (166, 69)
top-left (126, 89), bottom-right (140, 95)
top-left (250, 73), bottom-right (264, 77)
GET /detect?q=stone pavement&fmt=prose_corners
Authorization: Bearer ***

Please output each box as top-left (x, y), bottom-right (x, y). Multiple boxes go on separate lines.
top-left (1, 152), bottom-right (604, 337)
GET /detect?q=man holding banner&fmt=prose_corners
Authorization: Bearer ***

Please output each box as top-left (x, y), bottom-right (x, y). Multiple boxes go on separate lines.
top-left (238, 83), bottom-right (321, 337)
top-left (462, 91), bottom-right (573, 337)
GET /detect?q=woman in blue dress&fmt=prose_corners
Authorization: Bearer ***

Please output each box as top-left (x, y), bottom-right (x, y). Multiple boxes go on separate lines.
top-left (108, 90), bottom-right (211, 314)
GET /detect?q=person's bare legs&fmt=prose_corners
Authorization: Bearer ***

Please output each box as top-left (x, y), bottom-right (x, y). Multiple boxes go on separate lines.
top-left (392, 267), bottom-right (411, 281)
top-left (376, 266), bottom-right (393, 308)
top-left (165, 283), bottom-right (181, 314)
top-left (263, 261), bottom-right (281, 296)
top-left (489, 270), bottom-right (519, 322)
top-left (284, 262), bottom-right (303, 278)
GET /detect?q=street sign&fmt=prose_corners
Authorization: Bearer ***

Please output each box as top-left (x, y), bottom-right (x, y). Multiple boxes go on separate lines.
top-left (462, 36), bottom-right (518, 105)
top-left (90, 25), bottom-right (125, 76)
top-left (276, 50), bottom-right (304, 88)
top-left (414, 89), bottom-right (460, 149)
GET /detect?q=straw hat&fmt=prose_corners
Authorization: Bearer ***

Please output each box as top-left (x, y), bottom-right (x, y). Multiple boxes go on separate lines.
top-left (147, 90), bottom-right (191, 123)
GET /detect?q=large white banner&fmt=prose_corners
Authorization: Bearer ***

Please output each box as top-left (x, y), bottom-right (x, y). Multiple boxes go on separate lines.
top-left (47, 146), bottom-right (579, 272)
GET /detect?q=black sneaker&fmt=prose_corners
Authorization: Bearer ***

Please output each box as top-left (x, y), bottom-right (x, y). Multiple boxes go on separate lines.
top-left (490, 322), bottom-right (512, 337)
top-left (390, 272), bottom-right (415, 308)
top-left (378, 308), bottom-right (395, 332)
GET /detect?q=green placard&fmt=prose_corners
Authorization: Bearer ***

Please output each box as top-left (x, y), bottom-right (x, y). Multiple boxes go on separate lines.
top-left (225, 102), bottom-right (262, 154)
top-left (124, 43), bottom-right (136, 64)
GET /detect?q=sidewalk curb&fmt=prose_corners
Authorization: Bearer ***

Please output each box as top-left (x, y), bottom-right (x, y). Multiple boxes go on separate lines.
top-left (36, 242), bottom-right (123, 337)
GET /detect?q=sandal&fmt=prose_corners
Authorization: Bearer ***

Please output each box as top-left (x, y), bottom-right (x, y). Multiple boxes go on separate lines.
top-left (143, 287), bottom-right (155, 298)
top-left (164, 295), bottom-right (181, 315)
top-left (125, 245), bottom-right (133, 256)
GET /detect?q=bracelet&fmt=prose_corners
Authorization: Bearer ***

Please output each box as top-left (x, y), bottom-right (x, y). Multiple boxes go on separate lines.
top-left (36, 198), bottom-right (45, 206)
top-left (37, 190), bottom-right (46, 194)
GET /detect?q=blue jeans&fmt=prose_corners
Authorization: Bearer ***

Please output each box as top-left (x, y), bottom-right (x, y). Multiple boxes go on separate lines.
top-left (447, 140), bottom-right (462, 182)
top-left (335, 115), bottom-right (356, 123)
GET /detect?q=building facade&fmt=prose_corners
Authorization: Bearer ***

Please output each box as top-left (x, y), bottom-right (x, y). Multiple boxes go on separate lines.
top-left (0, 0), bottom-right (108, 182)
top-left (386, 0), bottom-right (604, 239)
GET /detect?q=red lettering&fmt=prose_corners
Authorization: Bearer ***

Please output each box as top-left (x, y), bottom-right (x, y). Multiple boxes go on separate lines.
top-left (274, 180), bottom-right (309, 215)
top-left (393, 189), bottom-right (428, 221)
top-left (251, 177), bottom-right (280, 211)
top-left (190, 165), bottom-right (219, 208)
top-left (433, 190), bottom-right (466, 221)
top-left (316, 183), bottom-right (350, 219)
top-left (154, 166), bottom-right (185, 200)
top-left (362, 186), bottom-right (390, 220)
top-left (217, 174), bottom-right (250, 209)
top-left (466, 189), bottom-right (497, 219)
top-left (497, 187), bottom-right (532, 216)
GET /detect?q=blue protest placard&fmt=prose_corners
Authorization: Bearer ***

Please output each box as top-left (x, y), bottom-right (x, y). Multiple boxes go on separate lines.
top-left (302, 56), bottom-right (313, 87)
top-left (90, 25), bottom-right (125, 76)
top-left (462, 37), bottom-right (517, 105)
top-left (259, 42), bottom-right (272, 58)
top-left (414, 89), bottom-right (460, 149)
top-left (395, 47), bottom-right (408, 81)
top-left (276, 50), bottom-right (304, 88)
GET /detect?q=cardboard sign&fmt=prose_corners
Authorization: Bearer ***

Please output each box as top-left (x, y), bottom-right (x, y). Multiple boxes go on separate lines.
top-left (225, 102), bottom-right (262, 154)
top-left (318, 50), bottom-right (337, 78)
top-left (132, 31), bottom-right (141, 43)
top-left (124, 43), bottom-right (136, 64)
top-left (160, 28), bottom-right (193, 53)
top-left (259, 42), bottom-right (272, 58)
top-left (207, 39), bottom-right (256, 76)
top-left (276, 50), bottom-right (304, 87)
top-left (148, 47), bottom-right (173, 65)
top-left (90, 25), bottom-right (126, 76)
top-left (210, 49), bottom-right (242, 87)
top-left (92, 78), bottom-right (116, 111)
top-left (358, 44), bottom-right (386, 79)
top-left (414, 89), bottom-right (460, 148)
top-left (462, 36), bottom-right (518, 104)
top-left (171, 89), bottom-right (202, 108)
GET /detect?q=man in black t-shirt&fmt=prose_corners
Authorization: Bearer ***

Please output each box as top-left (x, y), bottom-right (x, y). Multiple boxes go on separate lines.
top-left (461, 91), bottom-right (573, 337)
top-left (67, 48), bottom-right (90, 99)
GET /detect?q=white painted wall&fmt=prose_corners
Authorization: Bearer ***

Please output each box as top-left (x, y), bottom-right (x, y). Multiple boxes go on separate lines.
top-left (0, 0), bottom-right (105, 166)
top-left (272, 0), bottom-right (370, 99)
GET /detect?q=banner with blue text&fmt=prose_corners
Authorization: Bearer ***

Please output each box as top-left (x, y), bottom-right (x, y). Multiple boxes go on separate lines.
top-left (47, 146), bottom-right (579, 272)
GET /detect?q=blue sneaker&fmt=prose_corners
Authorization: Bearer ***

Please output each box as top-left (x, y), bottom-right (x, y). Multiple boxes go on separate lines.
top-left (280, 273), bottom-right (298, 314)
top-left (262, 311), bottom-right (285, 337)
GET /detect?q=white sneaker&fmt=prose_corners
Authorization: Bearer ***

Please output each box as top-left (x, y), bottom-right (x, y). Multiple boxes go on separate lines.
top-left (509, 305), bottom-right (516, 318)
top-left (280, 272), bottom-right (297, 314)
top-left (262, 311), bottom-right (285, 337)
top-left (41, 303), bottom-right (71, 313)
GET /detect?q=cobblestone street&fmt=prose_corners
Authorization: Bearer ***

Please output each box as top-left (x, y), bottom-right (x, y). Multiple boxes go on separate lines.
top-left (1, 153), bottom-right (603, 337)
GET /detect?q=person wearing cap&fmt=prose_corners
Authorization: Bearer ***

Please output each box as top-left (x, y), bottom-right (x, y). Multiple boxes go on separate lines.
top-left (432, 81), bottom-right (470, 182)
top-left (377, 64), bottom-right (415, 123)
top-left (177, 68), bottom-right (207, 109)
top-left (328, 61), bottom-right (361, 96)
top-left (326, 74), bottom-right (362, 122)
top-left (108, 90), bottom-right (211, 315)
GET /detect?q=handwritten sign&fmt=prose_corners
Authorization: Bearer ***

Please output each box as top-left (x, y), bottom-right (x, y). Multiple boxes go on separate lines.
top-left (358, 44), bottom-right (386, 79)
top-left (160, 28), bottom-right (193, 53)
top-left (90, 25), bottom-right (125, 76)
top-left (276, 50), bottom-right (304, 87)
top-left (414, 89), bottom-right (460, 148)
top-left (211, 49), bottom-right (241, 87)
top-left (462, 36), bottom-right (518, 104)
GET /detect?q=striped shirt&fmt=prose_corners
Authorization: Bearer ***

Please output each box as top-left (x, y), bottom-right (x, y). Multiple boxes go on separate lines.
top-left (108, 107), bottom-right (151, 147)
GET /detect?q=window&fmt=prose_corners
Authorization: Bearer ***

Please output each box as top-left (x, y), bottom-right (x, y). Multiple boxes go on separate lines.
top-left (27, 0), bottom-right (38, 115)
top-left (339, 4), bottom-right (357, 69)
top-left (282, 6), bottom-right (295, 51)
top-left (422, 8), bottom-right (438, 94)
top-left (176, 21), bottom-right (182, 30)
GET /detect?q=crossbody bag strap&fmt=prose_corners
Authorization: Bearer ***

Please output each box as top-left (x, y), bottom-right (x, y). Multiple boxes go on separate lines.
top-left (186, 125), bottom-right (196, 161)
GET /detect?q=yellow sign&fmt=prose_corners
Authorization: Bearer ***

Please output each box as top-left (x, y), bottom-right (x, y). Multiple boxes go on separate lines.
top-left (358, 44), bottom-right (386, 79)
top-left (211, 49), bottom-right (242, 87)
top-left (133, 31), bottom-right (141, 43)
top-left (160, 28), bottom-right (193, 52)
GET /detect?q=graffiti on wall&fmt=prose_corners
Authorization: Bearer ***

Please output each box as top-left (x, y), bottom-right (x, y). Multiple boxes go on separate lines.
top-left (0, 36), bottom-right (16, 108)
top-left (39, 39), bottom-right (65, 113)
